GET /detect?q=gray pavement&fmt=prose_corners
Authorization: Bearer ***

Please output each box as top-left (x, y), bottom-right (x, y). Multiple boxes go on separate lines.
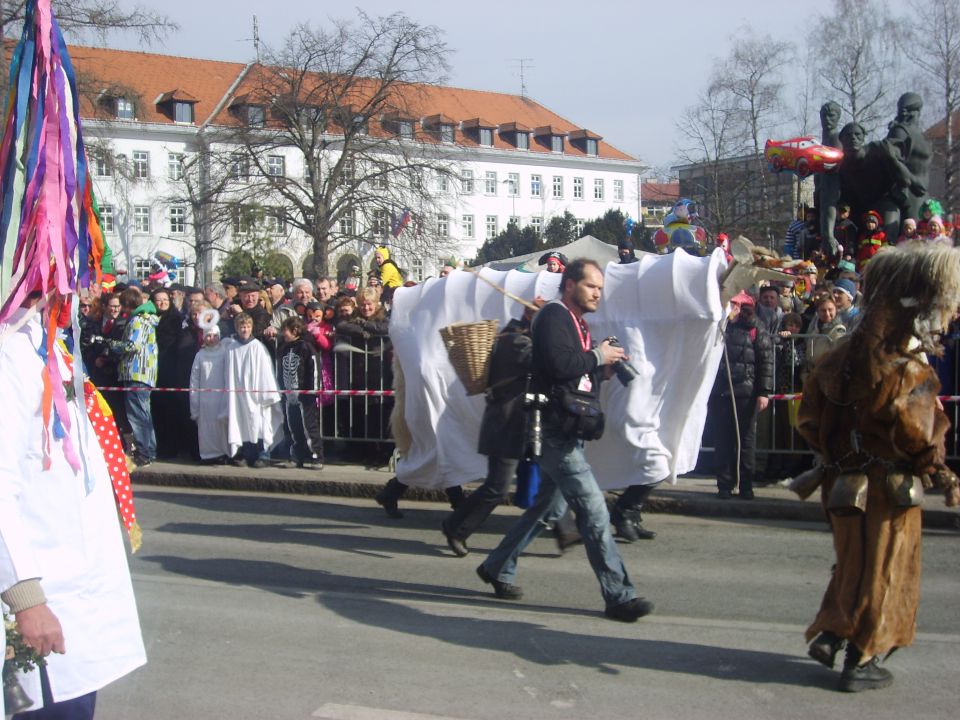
top-left (131, 459), bottom-right (960, 530)
top-left (97, 488), bottom-right (960, 720)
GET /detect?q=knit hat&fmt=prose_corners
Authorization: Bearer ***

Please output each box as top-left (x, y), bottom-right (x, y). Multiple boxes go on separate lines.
top-left (730, 290), bottom-right (755, 306)
top-left (903, 218), bottom-right (917, 231)
top-left (833, 278), bottom-right (856, 300)
top-left (617, 238), bottom-right (634, 251)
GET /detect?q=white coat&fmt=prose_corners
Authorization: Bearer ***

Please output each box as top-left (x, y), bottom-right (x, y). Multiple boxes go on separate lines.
top-left (189, 343), bottom-right (230, 459)
top-left (222, 337), bottom-right (282, 455)
top-left (0, 312), bottom-right (146, 712)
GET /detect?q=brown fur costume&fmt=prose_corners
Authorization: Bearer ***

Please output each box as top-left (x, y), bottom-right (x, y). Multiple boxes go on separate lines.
top-left (797, 243), bottom-right (960, 659)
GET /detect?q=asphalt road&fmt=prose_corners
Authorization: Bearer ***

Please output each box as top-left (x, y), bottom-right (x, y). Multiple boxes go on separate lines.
top-left (98, 488), bottom-right (960, 720)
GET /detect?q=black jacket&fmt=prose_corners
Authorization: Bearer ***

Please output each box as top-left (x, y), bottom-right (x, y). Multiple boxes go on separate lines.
top-left (278, 338), bottom-right (319, 404)
top-left (712, 317), bottom-right (774, 399)
top-left (531, 301), bottom-right (603, 421)
top-left (478, 318), bottom-right (533, 459)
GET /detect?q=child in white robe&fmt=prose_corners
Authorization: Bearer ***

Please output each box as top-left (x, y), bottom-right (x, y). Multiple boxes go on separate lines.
top-left (223, 312), bottom-right (282, 467)
top-left (189, 320), bottom-right (230, 463)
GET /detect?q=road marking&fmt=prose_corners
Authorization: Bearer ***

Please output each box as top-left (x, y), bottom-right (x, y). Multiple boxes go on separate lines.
top-left (312, 704), bottom-right (470, 720)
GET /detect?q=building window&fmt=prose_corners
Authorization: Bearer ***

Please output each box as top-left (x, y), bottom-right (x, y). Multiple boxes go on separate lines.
top-left (573, 177), bottom-right (584, 200)
top-left (735, 197), bottom-right (748, 216)
top-left (436, 173), bottom-right (449, 194)
top-left (507, 172), bottom-right (519, 197)
top-left (168, 152), bottom-right (184, 181)
top-left (133, 206), bottom-right (150, 233)
top-left (351, 115), bottom-right (368, 135)
top-left (485, 215), bottom-right (498, 239)
top-left (509, 215), bottom-right (520, 227)
top-left (530, 174), bottom-right (541, 198)
top-left (247, 105), bottom-right (265, 127)
top-left (462, 214), bottom-right (474, 238)
top-left (552, 176), bottom-right (563, 199)
top-left (584, 138), bottom-right (598, 156)
top-left (371, 163), bottom-right (388, 190)
top-left (516, 132), bottom-right (529, 150)
top-left (551, 135), bottom-right (564, 153)
top-left (232, 205), bottom-right (257, 235)
top-left (396, 120), bottom-right (414, 139)
top-left (410, 257), bottom-right (424, 282)
top-left (267, 155), bottom-right (285, 178)
top-left (478, 128), bottom-right (494, 146)
top-left (530, 216), bottom-right (543, 236)
top-left (174, 102), bottom-right (194, 123)
top-left (485, 171), bottom-right (497, 195)
top-left (132, 258), bottom-right (152, 281)
top-left (372, 209), bottom-right (389, 236)
top-left (440, 125), bottom-right (455, 143)
top-left (94, 154), bottom-right (112, 177)
top-left (265, 207), bottom-right (286, 235)
top-left (437, 213), bottom-right (449, 237)
top-left (230, 153), bottom-right (249, 180)
top-left (613, 179), bottom-right (624, 202)
top-left (461, 169), bottom-right (474, 195)
top-left (132, 150), bottom-right (149, 179)
top-left (168, 206), bottom-right (186, 234)
top-left (99, 205), bottom-right (114, 233)
top-left (594, 178), bottom-right (605, 200)
top-left (115, 98), bottom-right (134, 120)
top-left (575, 218), bottom-right (585, 235)
top-left (338, 209), bottom-right (355, 236)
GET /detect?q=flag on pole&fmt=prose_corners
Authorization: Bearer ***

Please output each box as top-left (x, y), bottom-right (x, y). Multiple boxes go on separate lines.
top-left (391, 207), bottom-right (411, 238)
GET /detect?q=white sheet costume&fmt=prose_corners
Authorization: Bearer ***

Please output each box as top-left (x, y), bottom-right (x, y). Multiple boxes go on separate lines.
top-left (222, 337), bottom-right (282, 455)
top-left (189, 343), bottom-right (230, 460)
top-left (0, 311), bottom-right (146, 712)
top-left (390, 251), bottom-right (727, 490)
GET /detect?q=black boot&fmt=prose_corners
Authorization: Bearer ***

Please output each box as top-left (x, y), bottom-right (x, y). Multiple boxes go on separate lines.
top-left (839, 645), bottom-right (893, 693)
top-left (445, 485), bottom-right (466, 510)
top-left (612, 484), bottom-right (658, 541)
top-left (375, 477), bottom-right (407, 519)
top-left (807, 631), bottom-right (845, 669)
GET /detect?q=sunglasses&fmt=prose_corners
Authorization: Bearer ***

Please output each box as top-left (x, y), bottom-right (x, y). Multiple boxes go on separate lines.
top-left (79, 303), bottom-right (91, 308)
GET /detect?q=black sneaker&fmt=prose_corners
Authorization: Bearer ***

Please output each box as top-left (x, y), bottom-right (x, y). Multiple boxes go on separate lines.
top-left (808, 631), bottom-right (845, 669)
top-left (375, 491), bottom-right (403, 519)
top-left (604, 597), bottom-right (654, 622)
top-left (441, 521), bottom-right (469, 558)
top-left (717, 489), bottom-right (733, 500)
top-left (839, 656), bottom-right (893, 693)
top-left (476, 564), bottom-right (523, 600)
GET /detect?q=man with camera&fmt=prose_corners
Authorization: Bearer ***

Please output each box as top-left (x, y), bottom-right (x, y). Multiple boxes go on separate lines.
top-left (476, 259), bottom-right (654, 622)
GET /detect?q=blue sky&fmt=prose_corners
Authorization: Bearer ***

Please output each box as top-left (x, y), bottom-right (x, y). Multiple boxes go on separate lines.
top-left (96, 0), bottom-right (846, 169)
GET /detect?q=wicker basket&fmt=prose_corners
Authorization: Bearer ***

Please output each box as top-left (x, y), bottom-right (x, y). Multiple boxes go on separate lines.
top-left (439, 319), bottom-right (500, 395)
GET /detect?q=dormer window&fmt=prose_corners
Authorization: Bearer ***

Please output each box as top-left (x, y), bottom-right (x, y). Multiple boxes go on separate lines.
top-left (155, 90), bottom-right (198, 124)
top-left (383, 113), bottom-right (415, 140)
top-left (534, 125), bottom-right (567, 153)
top-left (498, 122), bottom-right (531, 150)
top-left (174, 102), bottom-right (194, 123)
top-left (422, 114), bottom-right (456, 143)
top-left (568, 129), bottom-right (602, 156)
top-left (116, 97), bottom-right (134, 120)
top-left (462, 118), bottom-right (496, 147)
top-left (231, 95), bottom-right (266, 127)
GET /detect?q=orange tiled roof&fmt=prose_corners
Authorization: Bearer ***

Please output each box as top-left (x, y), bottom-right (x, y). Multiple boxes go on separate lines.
top-left (641, 181), bottom-right (680, 204)
top-left (62, 44), bottom-right (635, 161)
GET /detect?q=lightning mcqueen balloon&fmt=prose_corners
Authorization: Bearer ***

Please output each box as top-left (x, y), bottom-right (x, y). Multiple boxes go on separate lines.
top-left (764, 136), bottom-right (843, 177)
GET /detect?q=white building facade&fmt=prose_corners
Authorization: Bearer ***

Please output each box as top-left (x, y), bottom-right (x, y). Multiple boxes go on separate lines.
top-left (76, 46), bottom-right (645, 285)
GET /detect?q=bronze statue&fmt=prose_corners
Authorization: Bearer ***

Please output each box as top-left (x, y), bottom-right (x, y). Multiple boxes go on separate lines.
top-left (880, 92), bottom-right (931, 229)
top-left (818, 101), bottom-right (843, 257)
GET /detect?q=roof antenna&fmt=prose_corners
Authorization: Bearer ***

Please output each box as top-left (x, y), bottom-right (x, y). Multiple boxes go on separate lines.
top-left (252, 15), bottom-right (261, 63)
top-left (510, 58), bottom-right (533, 99)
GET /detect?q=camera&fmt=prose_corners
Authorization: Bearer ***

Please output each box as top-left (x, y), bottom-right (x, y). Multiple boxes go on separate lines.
top-left (606, 336), bottom-right (638, 386)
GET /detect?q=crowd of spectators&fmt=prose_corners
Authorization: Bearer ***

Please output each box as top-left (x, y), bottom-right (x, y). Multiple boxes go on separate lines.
top-left (703, 200), bottom-right (960, 497)
top-left (76, 261), bottom-right (402, 469)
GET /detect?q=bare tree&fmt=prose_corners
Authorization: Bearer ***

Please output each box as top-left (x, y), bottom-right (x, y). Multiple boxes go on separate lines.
top-left (809, 0), bottom-right (900, 133)
top-left (899, 0), bottom-right (960, 211)
top-left (223, 11), bottom-right (456, 278)
top-left (712, 27), bottom-right (793, 212)
top-left (1, 1), bottom-right (176, 43)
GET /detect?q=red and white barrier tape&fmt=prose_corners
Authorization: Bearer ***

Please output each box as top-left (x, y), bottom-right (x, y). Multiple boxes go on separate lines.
top-left (96, 386), bottom-right (394, 397)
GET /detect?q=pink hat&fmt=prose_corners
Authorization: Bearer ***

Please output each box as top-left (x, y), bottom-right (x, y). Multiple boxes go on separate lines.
top-left (730, 290), bottom-right (755, 306)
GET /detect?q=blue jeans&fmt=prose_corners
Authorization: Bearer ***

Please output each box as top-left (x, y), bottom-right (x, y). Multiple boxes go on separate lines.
top-left (481, 426), bottom-right (636, 608)
top-left (124, 381), bottom-right (156, 460)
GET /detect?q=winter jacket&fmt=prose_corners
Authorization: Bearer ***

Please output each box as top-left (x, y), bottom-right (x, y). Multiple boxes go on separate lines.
top-left (110, 302), bottom-right (159, 386)
top-left (478, 318), bottom-right (534, 459)
top-left (712, 317), bottom-right (774, 399)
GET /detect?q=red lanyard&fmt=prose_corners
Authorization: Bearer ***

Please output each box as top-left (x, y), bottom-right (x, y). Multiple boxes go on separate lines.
top-left (563, 302), bottom-right (591, 351)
